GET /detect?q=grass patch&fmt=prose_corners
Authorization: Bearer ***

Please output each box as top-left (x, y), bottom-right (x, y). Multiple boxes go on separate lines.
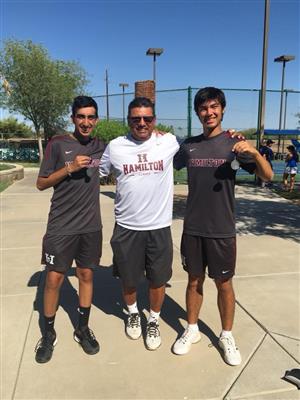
top-left (0, 180), bottom-right (12, 192)
top-left (0, 163), bottom-right (15, 171)
top-left (12, 161), bottom-right (40, 168)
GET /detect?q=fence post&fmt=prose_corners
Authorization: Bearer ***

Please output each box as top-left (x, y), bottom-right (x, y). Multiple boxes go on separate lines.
top-left (256, 89), bottom-right (262, 150)
top-left (187, 86), bottom-right (192, 137)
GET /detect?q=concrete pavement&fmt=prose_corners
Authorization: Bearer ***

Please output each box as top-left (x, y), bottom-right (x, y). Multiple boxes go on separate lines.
top-left (1, 169), bottom-right (299, 400)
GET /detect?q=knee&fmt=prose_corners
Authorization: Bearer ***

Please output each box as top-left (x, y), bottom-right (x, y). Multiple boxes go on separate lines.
top-left (123, 286), bottom-right (136, 296)
top-left (45, 272), bottom-right (64, 290)
top-left (215, 278), bottom-right (233, 293)
top-left (77, 268), bottom-right (93, 283)
top-left (188, 275), bottom-right (205, 293)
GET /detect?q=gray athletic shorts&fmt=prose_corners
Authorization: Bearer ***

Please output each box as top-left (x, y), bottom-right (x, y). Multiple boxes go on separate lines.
top-left (181, 233), bottom-right (236, 280)
top-left (110, 224), bottom-right (173, 288)
top-left (41, 231), bottom-right (102, 274)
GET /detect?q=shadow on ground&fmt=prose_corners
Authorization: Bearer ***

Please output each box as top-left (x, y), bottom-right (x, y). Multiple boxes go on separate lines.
top-left (236, 196), bottom-right (300, 242)
top-left (100, 190), bottom-right (116, 200)
top-left (28, 267), bottom-right (219, 348)
top-left (173, 193), bottom-right (300, 242)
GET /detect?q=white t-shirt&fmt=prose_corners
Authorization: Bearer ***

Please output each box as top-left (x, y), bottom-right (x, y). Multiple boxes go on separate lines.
top-left (100, 132), bottom-right (179, 230)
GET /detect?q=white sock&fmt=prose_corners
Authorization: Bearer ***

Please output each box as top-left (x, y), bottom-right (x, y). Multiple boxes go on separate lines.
top-left (148, 309), bottom-right (160, 323)
top-left (187, 323), bottom-right (199, 333)
top-left (221, 330), bottom-right (232, 338)
top-left (127, 302), bottom-right (138, 314)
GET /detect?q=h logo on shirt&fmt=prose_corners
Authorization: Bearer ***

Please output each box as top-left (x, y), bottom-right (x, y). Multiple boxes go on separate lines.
top-left (137, 153), bottom-right (148, 163)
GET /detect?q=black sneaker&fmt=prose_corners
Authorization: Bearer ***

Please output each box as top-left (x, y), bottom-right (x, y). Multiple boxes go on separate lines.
top-left (73, 326), bottom-right (100, 355)
top-left (35, 330), bottom-right (57, 363)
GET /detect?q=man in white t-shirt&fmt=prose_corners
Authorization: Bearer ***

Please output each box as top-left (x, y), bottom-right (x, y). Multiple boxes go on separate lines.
top-left (100, 97), bottom-right (179, 350)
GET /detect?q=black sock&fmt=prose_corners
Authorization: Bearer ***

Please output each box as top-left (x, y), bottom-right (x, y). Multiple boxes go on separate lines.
top-left (44, 315), bottom-right (56, 334)
top-left (78, 306), bottom-right (91, 329)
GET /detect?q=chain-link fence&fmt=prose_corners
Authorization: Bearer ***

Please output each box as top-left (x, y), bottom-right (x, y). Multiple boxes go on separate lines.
top-left (0, 141), bottom-right (39, 162)
top-left (174, 160), bottom-right (300, 185)
top-left (1, 87), bottom-right (299, 163)
top-left (94, 87), bottom-right (300, 138)
top-left (94, 87), bottom-right (299, 184)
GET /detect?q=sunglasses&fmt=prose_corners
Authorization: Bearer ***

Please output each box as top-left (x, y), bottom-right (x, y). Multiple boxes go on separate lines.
top-left (129, 116), bottom-right (155, 124)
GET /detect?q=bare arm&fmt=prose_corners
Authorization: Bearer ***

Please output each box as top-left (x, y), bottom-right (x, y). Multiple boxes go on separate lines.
top-left (36, 155), bottom-right (91, 191)
top-left (232, 140), bottom-right (274, 182)
top-left (99, 145), bottom-right (112, 177)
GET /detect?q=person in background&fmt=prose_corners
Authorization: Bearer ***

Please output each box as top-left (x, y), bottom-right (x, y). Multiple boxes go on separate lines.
top-left (283, 145), bottom-right (298, 191)
top-left (259, 139), bottom-right (275, 187)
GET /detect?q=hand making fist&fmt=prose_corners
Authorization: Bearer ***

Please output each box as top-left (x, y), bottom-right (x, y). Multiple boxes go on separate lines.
top-left (69, 155), bottom-right (91, 173)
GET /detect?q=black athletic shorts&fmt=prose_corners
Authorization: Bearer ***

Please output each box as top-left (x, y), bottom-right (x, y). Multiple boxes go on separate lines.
top-left (110, 224), bottom-right (173, 288)
top-left (41, 230), bottom-right (102, 274)
top-left (180, 233), bottom-right (236, 280)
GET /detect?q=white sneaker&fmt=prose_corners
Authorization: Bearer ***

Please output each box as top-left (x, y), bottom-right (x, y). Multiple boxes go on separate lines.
top-left (173, 328), bottom-right (201, 355)
top-left (145, 321), bottom-right (161, 350)
top-left (126, 313), bottom-right (142, 340)
top-left (218, 335), bottom-right (242, 366)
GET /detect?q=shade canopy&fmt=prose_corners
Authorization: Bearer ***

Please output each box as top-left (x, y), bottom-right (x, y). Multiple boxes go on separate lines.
top-left (261, 129), bottom-right (300, 136)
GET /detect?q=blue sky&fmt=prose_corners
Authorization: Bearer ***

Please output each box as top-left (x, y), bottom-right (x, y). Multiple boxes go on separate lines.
top-left (1, 0), bottom-right (299, 132)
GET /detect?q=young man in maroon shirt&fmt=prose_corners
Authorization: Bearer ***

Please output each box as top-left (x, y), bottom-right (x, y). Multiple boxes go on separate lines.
top-left (173, 87), bottom-right (273, 365)
top-left (35, 96), bottom-right (105, 363)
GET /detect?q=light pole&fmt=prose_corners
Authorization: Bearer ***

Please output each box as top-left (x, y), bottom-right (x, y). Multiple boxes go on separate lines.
top-left (119, 82), bottom-right (129, 125)
top-left (274, 55), bottom-right (295, 153)
top-left (257, 0), bottom-right (270, 151)
top-left (146, 48), bottom-right (164, 83)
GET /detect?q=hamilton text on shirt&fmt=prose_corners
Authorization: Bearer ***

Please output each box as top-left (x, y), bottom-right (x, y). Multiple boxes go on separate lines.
top-left (123, 153), bottom-right (164, 175)
top-left (188, 158), bottom-right (227, 167)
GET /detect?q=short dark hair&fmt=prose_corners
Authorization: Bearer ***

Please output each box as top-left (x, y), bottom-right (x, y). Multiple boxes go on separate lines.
top-left (194, 87), bottom-right (226, 114)
top-left (128, 97), bottom-right (155, 117)
top-left (287, 145), bottom-right (295, 151)
top-left (72, 96), bottom-right (98, 117)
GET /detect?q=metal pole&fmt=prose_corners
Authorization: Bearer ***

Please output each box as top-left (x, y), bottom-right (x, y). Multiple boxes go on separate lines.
top-left (257, 0), bottom-right (270, 148)
top-left (278, 61), bottom-right (286, 130)
top-left (187, 86), bottom-right (192, 138)
top-left (119, 83), bottom-right (128, 125)
top-left (105, 69), bottom-right (109, 121)
top-left (282, 90), bottom-right (288, 153)
top-left (122, 86), bottom-right (125, 125)
top-left (256, 89), bottom-right (262, 150)
top-left (153, 53), bottom-right (156, 82)
top-left (283, 90), bottom-right (288, 129)
top-left (277, 60), bottom-right (286, 153)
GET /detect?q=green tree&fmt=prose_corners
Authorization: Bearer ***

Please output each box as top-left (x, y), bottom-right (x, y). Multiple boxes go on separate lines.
top-left (92, 120), bottom-right (175, 144)
top-left (239, 128), bottom-right (257, 139)
top-left (0, 117), bottom-right (33, 138)
top-left (92, 120), bottom-right (128, 143)
top-left (0, 39), bottom-right (87, 160)
top-left (155, 123), bottom-right (174, 134)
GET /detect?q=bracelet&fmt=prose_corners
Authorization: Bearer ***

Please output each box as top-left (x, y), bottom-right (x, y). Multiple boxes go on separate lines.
top-left (66, 164), bottom-right (72, 176)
